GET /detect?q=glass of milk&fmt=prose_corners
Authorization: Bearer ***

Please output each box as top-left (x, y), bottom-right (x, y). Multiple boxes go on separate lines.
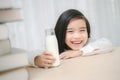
top-left (45, 28), bottom-right (60, 67)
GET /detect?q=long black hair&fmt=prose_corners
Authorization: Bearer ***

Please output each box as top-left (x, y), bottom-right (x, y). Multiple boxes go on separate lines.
top-left (55, 9), bottom-right (90, 54)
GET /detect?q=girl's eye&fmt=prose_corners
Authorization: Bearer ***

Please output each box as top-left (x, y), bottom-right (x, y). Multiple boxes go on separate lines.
top-left (80, 29), bottom-right (86, 32)
top-left (67, 30), bottom-right (73, 33)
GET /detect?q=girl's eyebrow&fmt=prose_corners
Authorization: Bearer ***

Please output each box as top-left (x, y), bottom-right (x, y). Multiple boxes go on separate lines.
top-left (67, 27), bottom-right (86, 30)
top-left (80, 27), bottom-right (87, 29)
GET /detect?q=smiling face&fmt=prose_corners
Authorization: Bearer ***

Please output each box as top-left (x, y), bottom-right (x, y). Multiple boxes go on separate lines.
top-left (65, 18), bottom-right (88, 50)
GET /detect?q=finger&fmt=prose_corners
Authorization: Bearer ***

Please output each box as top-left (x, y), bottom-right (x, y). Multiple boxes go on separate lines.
top-left (44, 51), bottom-right (53, 56)
top-left (44, 59), bottom-right (55, 64)
top-left (46, 63), bottom-right (52, 67)
top-left (60, 52), bottom-right (68, 59)
top-left (60, 55), bottom-right (67, 59)
top-left (44, 55), bottom-right (56, 61)
top-left (44, 60), bottom-right (54, 67)
top-left (60, 54), bottom-right (64, 59)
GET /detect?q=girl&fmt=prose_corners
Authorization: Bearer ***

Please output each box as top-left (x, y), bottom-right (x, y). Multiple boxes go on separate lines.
top-left (34, 9), bottom-right (113, 68)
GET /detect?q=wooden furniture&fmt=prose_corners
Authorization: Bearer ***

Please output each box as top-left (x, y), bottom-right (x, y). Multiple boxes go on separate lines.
top-left (28, 47), bottom-right (120, 80)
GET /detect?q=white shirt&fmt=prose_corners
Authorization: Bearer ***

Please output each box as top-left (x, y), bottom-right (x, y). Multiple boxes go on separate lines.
top-left (81, 38), bottom-right (113, 56)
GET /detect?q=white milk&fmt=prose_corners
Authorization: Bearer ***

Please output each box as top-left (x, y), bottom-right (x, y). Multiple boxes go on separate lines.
top-left (45, 29), bottom-right (60, 67)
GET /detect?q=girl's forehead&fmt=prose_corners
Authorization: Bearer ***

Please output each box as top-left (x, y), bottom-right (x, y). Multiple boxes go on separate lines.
top-left (69, 18), bottom-right (85, 23)
top-left (67, 18), bottom-right (86, 29)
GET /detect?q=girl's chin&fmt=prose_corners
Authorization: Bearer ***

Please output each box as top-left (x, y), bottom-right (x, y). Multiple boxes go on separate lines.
top-left (71, 47), bottom-right (80, 50)
top-left (71, 46), bottom-right (83, 50)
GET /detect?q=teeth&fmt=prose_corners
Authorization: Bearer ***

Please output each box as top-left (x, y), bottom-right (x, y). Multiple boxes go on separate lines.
top-left (73, 43), bottom-right (80, 44)
top-left (72, 42), bottom-right (80, 44)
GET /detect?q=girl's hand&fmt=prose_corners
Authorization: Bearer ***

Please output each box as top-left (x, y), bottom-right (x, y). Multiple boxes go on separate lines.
top-left (34, 51), bottom-right (56, 68)
top-left (60, 50), bottom-right (83, 60)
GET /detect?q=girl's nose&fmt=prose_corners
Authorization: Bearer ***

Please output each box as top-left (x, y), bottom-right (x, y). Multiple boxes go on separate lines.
top-left (73, 32), bottom-right (81, 38)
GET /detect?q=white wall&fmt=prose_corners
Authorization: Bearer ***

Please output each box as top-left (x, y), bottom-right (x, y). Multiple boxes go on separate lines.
top-left (7, 0), bottom-right (120, 51)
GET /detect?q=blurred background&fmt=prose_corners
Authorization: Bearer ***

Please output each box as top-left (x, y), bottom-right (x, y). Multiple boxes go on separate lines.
top-left (1, 0), bottom-right (119, 51)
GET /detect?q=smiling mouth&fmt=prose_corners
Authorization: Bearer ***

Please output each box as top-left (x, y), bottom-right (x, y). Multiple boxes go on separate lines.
top-left (72, 41), bottom-right (82, 45)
